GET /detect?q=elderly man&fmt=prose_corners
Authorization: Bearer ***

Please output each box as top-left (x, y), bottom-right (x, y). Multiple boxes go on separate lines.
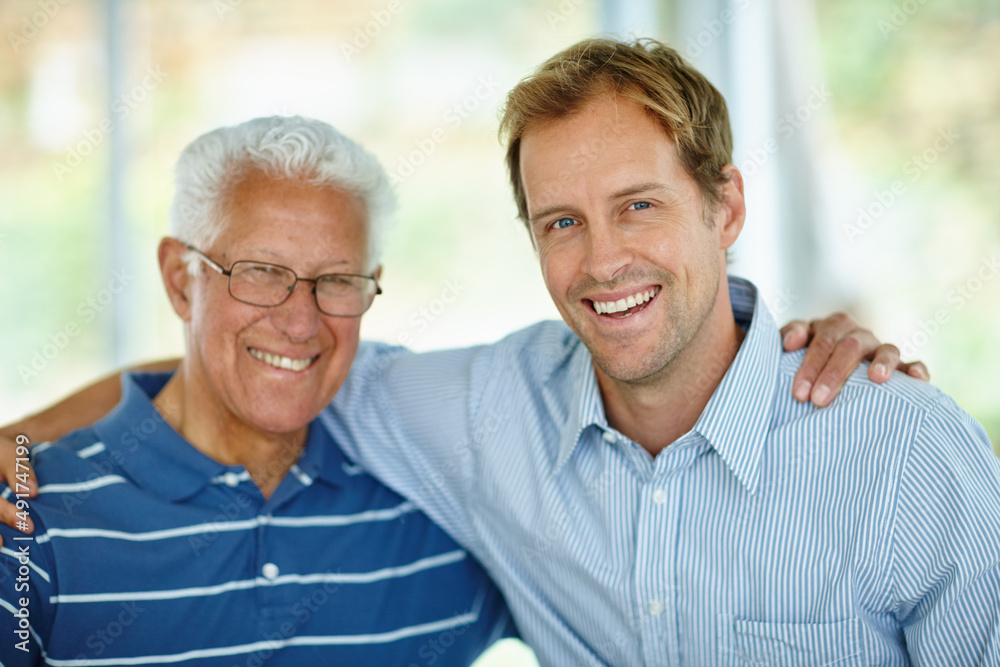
top-left (0, 116), bottom-right (512, 665)
top-left (0, 41), bottom-right (958, 666)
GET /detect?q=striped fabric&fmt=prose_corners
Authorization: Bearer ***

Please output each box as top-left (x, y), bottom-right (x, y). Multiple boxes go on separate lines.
top-left (0, 373), bottom-right (513, 666)
top-left (323, 276), bottom-right (1000, 666)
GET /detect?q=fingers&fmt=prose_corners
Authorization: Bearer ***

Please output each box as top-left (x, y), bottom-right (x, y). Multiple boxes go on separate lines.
top-left (810, 329), bottom-right (880, 407)
top-left (790, 313), bottom-right (857, 402)
top-left (900, 361), bottom-right (930, 381)
top-left (780, 320), bottom-right (810, 352)
top-left (866, 344), bottom-right (902, 383)
top-left (3, 438), bottom-right (37, 498)
top-left (0, 435), bottom-right (38, 540)
top-left (0, 495), bottom-right (34, 537)
top-left (791, 322), bottom-right (832, 402)
top-left (787, 310), bottom-right (932, 408)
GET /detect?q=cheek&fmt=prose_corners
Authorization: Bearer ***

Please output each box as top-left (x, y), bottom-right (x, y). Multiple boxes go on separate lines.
top-left (188, 294), bottom-right (260, 355)
top-left (324, 318), bottom-right (362, 360)
top-left (538, 246), bottom-right (576, 293)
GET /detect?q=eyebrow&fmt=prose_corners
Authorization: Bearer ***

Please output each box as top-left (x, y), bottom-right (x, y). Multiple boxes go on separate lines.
top-left (612, 182), bottom-right (670, 199)
top-left (236, 249), bottom-right (354, 272)
top-left (528, 182), bottom-right (671, 224)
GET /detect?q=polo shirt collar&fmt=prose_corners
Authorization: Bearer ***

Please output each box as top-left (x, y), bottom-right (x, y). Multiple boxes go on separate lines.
top-left (292, 414), bottom-right (351, 489)
top-left (94, 372), bottom-right (349, 502)
top-left (553, 277), bottom-right (780, 494)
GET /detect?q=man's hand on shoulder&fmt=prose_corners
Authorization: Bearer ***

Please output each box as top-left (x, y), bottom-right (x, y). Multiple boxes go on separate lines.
top-left (781, 312), bottom-right (930, 408)
top-left (0, 432), bottom-right (37, 545)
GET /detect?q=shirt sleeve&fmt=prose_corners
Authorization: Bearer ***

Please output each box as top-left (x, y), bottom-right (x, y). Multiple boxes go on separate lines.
top-left (890, 396), bottom-right (1000, 664)
top-left (320, 342), bottom-right (496, 549)
top-left (0, 493), bottom-right (55, 666)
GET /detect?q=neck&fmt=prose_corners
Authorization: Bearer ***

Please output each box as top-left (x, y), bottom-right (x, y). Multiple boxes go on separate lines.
top-left (596, 289), bottom-right (744, 457)
top-left (152, 362), bottom-right (306, 498)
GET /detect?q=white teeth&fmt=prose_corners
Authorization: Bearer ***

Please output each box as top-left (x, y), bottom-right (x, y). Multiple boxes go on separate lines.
top-left (592, 287), bottom-right (660, 316)
top-left (249, 348), bottom-right (315, 372)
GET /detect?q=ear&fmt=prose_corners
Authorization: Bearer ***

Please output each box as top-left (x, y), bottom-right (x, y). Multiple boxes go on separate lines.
top-left (371, 264), bottom-right (382, 281)
top-left (159, 237), bottom-right (194, 321)
top-left (715, 164), bottom-right (746, 250)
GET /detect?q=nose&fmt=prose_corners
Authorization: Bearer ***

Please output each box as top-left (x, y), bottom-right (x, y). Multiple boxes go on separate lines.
top-left (582, 218), bottom-right (633, 284)
top-left (271, 280), bottom-right (322, 342)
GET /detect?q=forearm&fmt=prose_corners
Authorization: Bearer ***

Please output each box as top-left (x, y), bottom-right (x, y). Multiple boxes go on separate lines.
top-left (0, 359), bottom-right (180, 444)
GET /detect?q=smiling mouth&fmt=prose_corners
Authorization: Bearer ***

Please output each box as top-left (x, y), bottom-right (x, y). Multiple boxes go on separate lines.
top-left (248, 347), bottom-right (320, 372)
top-left (589, 286), bottom-right (660, 318)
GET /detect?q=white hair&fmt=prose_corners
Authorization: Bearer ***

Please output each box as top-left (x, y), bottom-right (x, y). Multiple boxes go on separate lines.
top-left (169, 115), bottom-right (395, 272)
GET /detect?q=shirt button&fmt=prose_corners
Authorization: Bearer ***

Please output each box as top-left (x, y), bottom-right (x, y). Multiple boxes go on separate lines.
top-left (262, 563), bottom-right (279, 580)
top-left (602, 431), bottom-right (617, 444)
top-left (223, 472), bottom-right (241, 487)
top-left (652, 489), bottom-right (667, 504)
top-left (648, 600), bottom-right (664, 616)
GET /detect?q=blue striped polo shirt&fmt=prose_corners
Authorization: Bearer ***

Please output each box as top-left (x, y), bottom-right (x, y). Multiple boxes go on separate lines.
top-left (322, 276), bottom-right (1000, 666)
top-left (0, 372), bottom-right (513, 666)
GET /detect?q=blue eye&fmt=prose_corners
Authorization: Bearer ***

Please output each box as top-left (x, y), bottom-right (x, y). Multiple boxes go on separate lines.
top-left (552, 218), bottom-right (576, 229)
top-left (629, 201), bottom-right (651, 211)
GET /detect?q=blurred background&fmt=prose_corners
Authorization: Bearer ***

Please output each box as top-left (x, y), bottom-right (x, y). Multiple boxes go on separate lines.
top-left (1, 0), bottom-right (997, 662)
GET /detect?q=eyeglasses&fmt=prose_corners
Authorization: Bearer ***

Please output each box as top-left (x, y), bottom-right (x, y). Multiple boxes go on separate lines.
top-left (185, 245), bottom-right (381, 317)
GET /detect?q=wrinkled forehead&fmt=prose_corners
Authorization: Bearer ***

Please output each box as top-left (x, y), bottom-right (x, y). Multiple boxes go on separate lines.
top-left (213, 172), bottom-right (371, 270)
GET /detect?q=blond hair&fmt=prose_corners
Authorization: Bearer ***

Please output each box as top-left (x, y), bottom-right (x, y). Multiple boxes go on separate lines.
top-left (500, 38), bottom-right (733, 227)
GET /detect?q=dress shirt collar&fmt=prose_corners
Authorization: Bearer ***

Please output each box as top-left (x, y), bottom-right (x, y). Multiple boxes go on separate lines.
top-left (94, 372), bottom-right (349, 502)
top-left (554, 277), bottom-right (780, 494)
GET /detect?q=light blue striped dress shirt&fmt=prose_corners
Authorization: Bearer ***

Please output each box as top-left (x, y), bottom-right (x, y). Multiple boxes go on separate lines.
top-left (322, 277), bottom-right (1000, 666)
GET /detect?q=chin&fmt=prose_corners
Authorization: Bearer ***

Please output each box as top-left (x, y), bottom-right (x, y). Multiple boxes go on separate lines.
top-left (592, 346), bottom-right (675, 384)
top-left (245, 402), bottom-right (319, 436)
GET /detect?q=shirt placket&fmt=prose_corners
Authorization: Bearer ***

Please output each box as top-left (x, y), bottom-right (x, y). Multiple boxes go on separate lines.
top-left (634, 438), bottom-right (698, 666)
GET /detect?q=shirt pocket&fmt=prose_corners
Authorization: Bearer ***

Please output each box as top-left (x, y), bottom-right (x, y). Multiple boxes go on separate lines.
top-left (717, 614), bottom-right (864, 667)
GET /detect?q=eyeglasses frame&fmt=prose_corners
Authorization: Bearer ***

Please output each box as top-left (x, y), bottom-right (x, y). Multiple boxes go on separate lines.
top-left (183, 244), bottom-right (381, 317)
